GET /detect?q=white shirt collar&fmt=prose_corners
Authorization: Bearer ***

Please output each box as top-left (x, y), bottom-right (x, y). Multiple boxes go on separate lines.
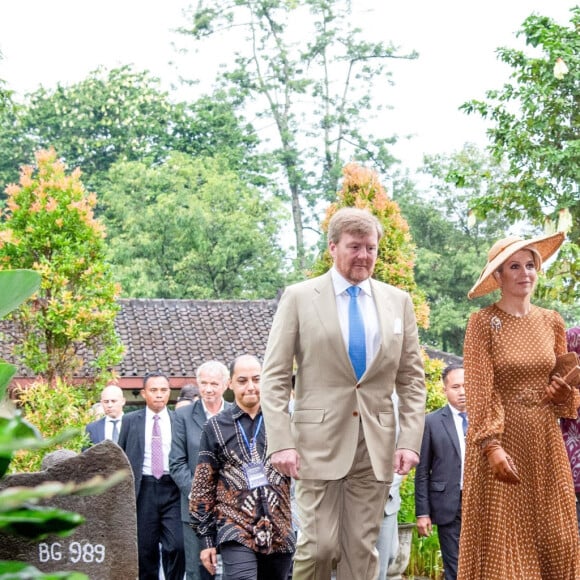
top-left (448, 404), bottom-right (466, 417)
top-left (145, 406), bottom-right (169, 419)
top-left (202, 398), bottom-right (225, 419)
top-left (330, 266), bottom-right (372, 297)
top-left (106, 413), bottom-right (123, 422)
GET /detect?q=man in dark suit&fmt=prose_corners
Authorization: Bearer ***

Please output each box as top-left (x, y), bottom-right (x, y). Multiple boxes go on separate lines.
top-left (117, 372), bottom-right (185, 580)
top-left (415, 364), bottom-right (466, 580)
top-left (85, 384), bottom-right (125, 445)
top-left (261, 207), bottom-right (426, 579)
top-left (170, 360), bottom-right (231, 580)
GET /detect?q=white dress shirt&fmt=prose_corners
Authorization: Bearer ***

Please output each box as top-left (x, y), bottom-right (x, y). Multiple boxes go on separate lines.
top-left (104, 414), bottom-right (123, 441)
top-left (201, 398), bottom-right (225, 420)
top-left (331, 267), bottom-right (380, 372)
top-left (143, 406), bottom-right (172, 475)
top-left (449, 404), bottom-right (466, 488)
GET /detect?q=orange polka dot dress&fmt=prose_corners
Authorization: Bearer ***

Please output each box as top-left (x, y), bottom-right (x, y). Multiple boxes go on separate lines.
top-left (458, 304), bottom-right (580, 580)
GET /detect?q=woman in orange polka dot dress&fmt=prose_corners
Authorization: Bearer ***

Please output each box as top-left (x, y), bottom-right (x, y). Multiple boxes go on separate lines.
top-left (457, 232), bottom-right (580, 580)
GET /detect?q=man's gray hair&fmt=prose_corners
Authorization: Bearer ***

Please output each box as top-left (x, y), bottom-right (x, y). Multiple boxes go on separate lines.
top-left (327, 207), bottom-right (383, 244)
top-left (196, 360), bottom-right (229, 383)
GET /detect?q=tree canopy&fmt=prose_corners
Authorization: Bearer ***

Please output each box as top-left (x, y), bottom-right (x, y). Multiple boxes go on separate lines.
top-left (0, 149), bottom-right (123, 383)
top-left (459, 8), bottom-right (579, 300)
top-left (181, 0), bottom-right (416, 266)
top-left (0, 66), bottom-right (269, 195)
top-left (100, 152), bottom-right (289, 299)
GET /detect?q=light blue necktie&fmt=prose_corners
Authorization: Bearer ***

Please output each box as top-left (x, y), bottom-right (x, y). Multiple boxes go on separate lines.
top-left (347, 286), bottom-right (366, 380)
top-left (459, 412), bottom-right (468, 437)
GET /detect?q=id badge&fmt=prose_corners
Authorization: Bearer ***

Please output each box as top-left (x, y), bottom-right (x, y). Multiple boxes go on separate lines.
top-left (244, 462), bottom-right (269, 489)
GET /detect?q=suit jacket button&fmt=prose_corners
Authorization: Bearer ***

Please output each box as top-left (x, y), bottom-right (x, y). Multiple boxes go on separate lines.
top-left (355, 383), bottom-right (360, 389)
top-left (352, 411), bottom-right (359, 417)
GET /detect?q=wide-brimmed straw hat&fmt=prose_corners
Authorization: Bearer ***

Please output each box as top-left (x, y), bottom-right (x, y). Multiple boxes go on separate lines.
top-left (468, 231), bottom-right (565, 299)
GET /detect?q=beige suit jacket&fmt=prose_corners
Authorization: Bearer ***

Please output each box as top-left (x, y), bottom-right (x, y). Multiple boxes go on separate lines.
top-left (261, 271), bottom-right (426, 482)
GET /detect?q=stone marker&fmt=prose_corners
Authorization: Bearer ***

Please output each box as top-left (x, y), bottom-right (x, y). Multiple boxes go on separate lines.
top-left (0, 440), bottom-right (138, 580)
top-left (41, 448), bottom-right (78, 471)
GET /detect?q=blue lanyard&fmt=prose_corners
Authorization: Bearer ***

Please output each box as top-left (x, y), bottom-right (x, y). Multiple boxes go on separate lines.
top-left (238, 415), bottom-right (263, 455)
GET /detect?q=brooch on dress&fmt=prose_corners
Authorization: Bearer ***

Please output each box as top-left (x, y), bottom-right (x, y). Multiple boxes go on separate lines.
top-left (490, 315), bottom-right (502, 332)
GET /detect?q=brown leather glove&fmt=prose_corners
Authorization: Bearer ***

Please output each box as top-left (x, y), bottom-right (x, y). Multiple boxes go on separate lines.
top-left (543, 374), bottom-right (572, 405)
top-left (482, 440), bottom-right (521, 484)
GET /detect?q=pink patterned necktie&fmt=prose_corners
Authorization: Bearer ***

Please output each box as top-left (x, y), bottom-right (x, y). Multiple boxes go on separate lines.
top-left (151, 415), bottom-right (164, 479)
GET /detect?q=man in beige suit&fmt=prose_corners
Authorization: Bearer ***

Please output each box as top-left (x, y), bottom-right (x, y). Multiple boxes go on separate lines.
top-left (261, 207), bottom-right (426, 580)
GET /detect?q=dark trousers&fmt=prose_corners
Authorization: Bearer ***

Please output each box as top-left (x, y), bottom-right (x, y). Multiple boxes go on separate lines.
top-left (437, 505), bottom-right (461, 580)
top-left (220, 541), bottom-right (293, 580)
top-left (137, 475), bottom-right (185, 580)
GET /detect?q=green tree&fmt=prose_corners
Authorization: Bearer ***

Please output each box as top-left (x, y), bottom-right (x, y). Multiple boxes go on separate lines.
top-left (407, 146), bottom-right (510, 352)
top-left (0, 90), bottom-right (33, 196)
top-left (100, 152), bottom-right (288, 299)
top-left (459, 8), bottom-right (579, 298)
top-left (395, 144), bottom-right (579, 353)
top-left (2, 67), bottom-right (268, 194)
top-left (181, 0), bottom-right (416, 266)
top-left (0, 149), bottom-right (123, 384)
top-left (17, 66), bottom-right (174, 190)
top-left (10, 379), bottom-right (93, 473)
top-left (0, 269), bottom-right (127, 580)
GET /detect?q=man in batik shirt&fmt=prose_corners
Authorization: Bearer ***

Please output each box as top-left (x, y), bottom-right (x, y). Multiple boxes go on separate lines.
top-left (189, 355), bottom-right (295, 579)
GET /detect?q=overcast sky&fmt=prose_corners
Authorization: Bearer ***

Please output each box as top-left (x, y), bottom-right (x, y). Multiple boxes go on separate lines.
top-left (0, 1), bottom-right (574, 172)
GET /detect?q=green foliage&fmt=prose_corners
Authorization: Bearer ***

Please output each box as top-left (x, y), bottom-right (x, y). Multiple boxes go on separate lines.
top-left (10, 379), bottom-right (93, 473)
top-left (310, 163), bottom-right (430, 328)
top-left (0, 91), bottom-right (33, 195)
top-left (0, 562), bottom-right (86, 579)
top-left (0, 268), bottom-right (127, 579)
top-left (0, 149), bottom-right (123, 383)
top-left (407, 527), bottom-right (444, 580)
top-left (423, 353), bottom-right (446, 413)
top-left (398, 474), bottom-right (443, 579)
top-left (398, 144), bottom-right (580, 350)
top-left (398, 471), bottom-right (416, 525)
top-left (0, 268), bottom-right (81, 577)
top-left (0, 67), bottom-right (269, 198)
top-left (395, 146), bottom-right (514, 353)
top-left (398, 353), bottom-right (446, 578)
top-left (100, 152), bottom-right (288, 298)
top-left (0, 270), bottom-right (41, 319)
top-left (459, 8), bottom-right (579, 299)
top-left (181, 0), bottom-right (416, 264)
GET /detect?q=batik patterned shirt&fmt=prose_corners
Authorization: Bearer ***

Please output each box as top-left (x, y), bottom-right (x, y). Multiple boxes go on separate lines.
top-left (189, 404), bottom-right (295, 554)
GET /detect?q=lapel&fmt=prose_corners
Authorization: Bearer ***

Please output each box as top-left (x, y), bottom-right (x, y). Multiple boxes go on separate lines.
top-left (97, 417), bottom-right (106, 441)
top-left (311, 272), bottom-right (352, 375)
top-left (441, 405), bottom-right (461, 459)
top-left (367, 279), bottom-right (396, 374)
top-left (370, 279), bottom-right (396, 341)
top-left (191, 400), bottom-right (207, 431)
top-left (136, 408), bottom-right (147, 456)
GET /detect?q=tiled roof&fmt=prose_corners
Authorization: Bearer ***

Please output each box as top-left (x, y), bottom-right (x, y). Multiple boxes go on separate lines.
top-left (0, 298), bottom-right (461, 381)
top-left (423, 346), bottom-right (463, 367)
top-left (0, 298), bottom-right (278, 380)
